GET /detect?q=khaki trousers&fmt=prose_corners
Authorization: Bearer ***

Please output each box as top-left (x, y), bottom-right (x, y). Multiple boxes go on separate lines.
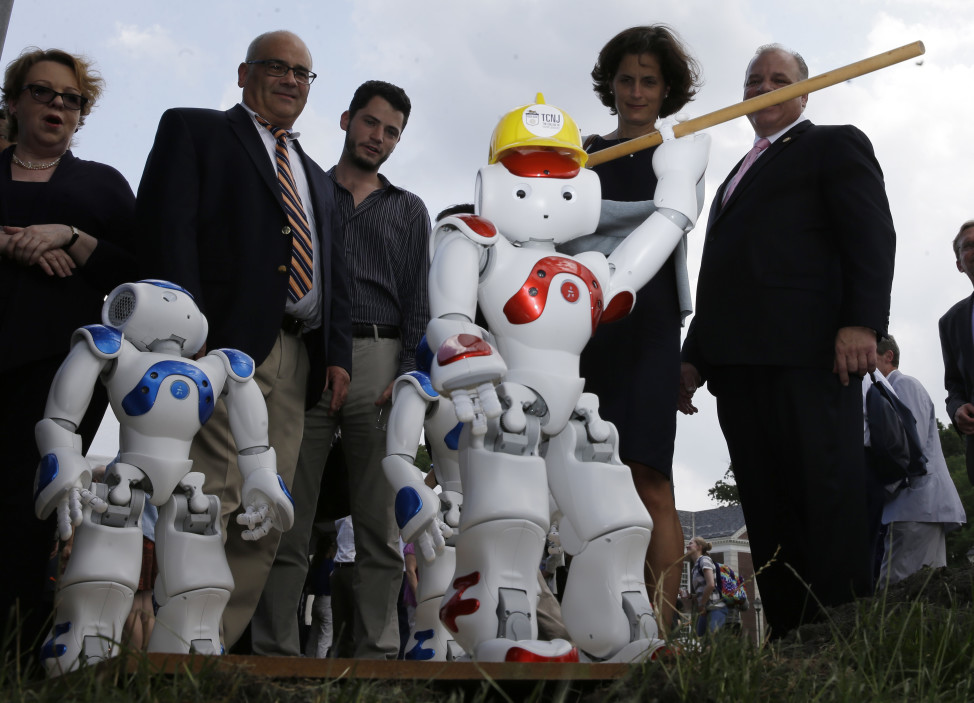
top-left (191, 330), bottom-right (309, 648)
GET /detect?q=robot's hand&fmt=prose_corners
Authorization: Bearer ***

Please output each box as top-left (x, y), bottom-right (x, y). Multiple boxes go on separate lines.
top-left (34, 443), bottom-right (92, 521)
top-left (439, 489), bottom-right (463, 529)
top-left (238, 467), bottom-right (295, 541)
top-left (392, 479), bottom-right (452, 552)
top-left (431, 333), bottom-right (506, 435)
top-left (55, 485), bottom-right (108, 541)
top-left (575, 393), bottom-right (611, 443)
top-left (656, 112), bottom-right (690, 142)
top-left (415, 514), bottom-right (451, 563)
top-left (450, 382), bottom-right (501, 436)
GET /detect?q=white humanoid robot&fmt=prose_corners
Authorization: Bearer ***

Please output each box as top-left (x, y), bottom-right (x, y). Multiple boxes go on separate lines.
top-left (424, 95), bottom-right (709, 662)
top-left (382, 337), bottom-right (465, 661)
top-left (33, 279), bottom-right (294, 676)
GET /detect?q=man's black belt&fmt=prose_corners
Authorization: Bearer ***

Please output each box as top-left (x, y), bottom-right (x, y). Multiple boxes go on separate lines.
top-left (333, 561), bottom-right (354, 569)
top-left (352, 324), bottom-right (399, 339)
top-left (281, 313), bottom-right (306, 335)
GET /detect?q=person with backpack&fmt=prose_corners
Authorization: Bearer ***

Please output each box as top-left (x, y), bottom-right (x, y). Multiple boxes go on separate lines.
top-left (686, 537), bottom-right (727, 635)
top-left (871, 336), bottom-right (966, 584)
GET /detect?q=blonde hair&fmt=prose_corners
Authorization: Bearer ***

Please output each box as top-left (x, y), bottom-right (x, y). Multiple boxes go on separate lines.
top-left (2, 47), bottom-right (103, 142)
top-left (691, 536), bottom-right (712, 555)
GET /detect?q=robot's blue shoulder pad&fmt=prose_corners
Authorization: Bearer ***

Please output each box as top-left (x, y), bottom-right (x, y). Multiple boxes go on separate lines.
top-left (72, 325), bottom-right (123, 359)
top-left (210, 348), bottom-right (255, 382)
top-left (431, 214), bottom-right (498, 257)
top-left (391, 370), bottom-right (438, 405)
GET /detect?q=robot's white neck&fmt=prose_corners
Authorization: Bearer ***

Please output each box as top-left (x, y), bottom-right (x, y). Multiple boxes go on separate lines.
top-left (520, 239), bottom-right (556, 250)
top-left (147, 339), bottom-right (186, 356)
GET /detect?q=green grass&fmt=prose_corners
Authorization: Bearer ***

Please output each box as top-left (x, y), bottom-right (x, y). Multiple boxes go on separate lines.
top-left (6, 566), bottom-right (974, 702)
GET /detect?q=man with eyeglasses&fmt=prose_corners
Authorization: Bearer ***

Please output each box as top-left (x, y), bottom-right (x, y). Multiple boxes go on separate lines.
top-left (253, 80), bottom-right (431, 660)
top-left (941, 220), bottom-right (974, 485)
top-left (135, 29), bottom-right (352, 651)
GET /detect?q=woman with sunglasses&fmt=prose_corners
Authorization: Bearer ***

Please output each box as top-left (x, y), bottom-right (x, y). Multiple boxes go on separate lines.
top-left (0, 47), bottom-right (136, 666)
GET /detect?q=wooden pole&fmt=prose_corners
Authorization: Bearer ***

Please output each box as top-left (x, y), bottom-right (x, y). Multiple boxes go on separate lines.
top-left (586, 40), bottom-right (925, 168)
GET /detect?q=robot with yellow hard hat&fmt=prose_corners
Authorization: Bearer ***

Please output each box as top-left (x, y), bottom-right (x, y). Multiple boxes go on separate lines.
top-left (394, 94), bottom-right (708, 662)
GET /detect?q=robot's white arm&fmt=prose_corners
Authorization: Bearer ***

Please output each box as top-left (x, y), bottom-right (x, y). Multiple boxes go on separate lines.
top-left (427, 218), bottom-right (507, 434)
top-left (607, 130), bottom-right (710, 296)
top-left (209, 349), bottom-right (295, 541)
top-left (34, 329), bottom-right (117, 537)
top-left (383, 373), bottom-right (452, 560)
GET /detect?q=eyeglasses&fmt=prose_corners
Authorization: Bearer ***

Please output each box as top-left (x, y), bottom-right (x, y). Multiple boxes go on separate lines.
top-left (245, 60), bottom-right (316, 85)
top-left (22, 84), bottom-right (88, 110)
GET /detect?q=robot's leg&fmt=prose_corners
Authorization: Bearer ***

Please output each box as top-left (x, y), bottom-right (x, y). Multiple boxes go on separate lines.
top-left (439, 421), bottom-right (575, 663)
top-left (149, 473), bottom-right (233, 655)
top-left (41, 483), bottom-right (144, 677)
top-left (547, 417), bottom-right (661, 662)
top-left (404, 545), bottom-right (457, 661)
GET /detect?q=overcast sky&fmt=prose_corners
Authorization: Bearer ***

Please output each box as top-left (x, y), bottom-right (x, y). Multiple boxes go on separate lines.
top-left (9, 0), bottom-right (974, 510)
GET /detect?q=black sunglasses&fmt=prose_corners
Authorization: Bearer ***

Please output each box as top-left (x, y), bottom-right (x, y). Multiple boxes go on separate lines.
top-left (22, 84), bottom-right (88, 111)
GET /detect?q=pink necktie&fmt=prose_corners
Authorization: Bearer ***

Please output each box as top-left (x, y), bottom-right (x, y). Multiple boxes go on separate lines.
top-left (722, 137), bottom-right (771, 205)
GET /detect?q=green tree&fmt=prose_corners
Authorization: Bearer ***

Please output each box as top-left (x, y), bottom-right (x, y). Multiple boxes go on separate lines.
top-left (942, 421), bottom-right (974, 564)
top-left (708, 465), bottom-right (740, 506)
top-left (414, 444), bottom-right (432, 474)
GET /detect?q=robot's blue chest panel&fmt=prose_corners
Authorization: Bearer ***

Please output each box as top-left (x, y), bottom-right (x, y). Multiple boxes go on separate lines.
top-left (121, 361), bottom-right (215, 425)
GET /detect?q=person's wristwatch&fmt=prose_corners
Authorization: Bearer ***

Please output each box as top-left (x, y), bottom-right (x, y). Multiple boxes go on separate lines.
top-left (62, 225), bottom-right (80, 250)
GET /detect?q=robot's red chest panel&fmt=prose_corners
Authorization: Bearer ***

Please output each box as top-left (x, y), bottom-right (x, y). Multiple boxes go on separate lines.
top-left (502, 256), bottom-right (604, 334)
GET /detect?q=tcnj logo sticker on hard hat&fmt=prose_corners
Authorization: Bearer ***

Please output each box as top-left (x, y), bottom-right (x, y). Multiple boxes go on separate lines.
top-left (523, 104), bottom-right (564, 137)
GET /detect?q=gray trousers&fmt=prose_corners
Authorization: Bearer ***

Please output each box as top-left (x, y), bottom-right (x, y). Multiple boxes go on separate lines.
top-left (251, 337), bottom-right (402, 658)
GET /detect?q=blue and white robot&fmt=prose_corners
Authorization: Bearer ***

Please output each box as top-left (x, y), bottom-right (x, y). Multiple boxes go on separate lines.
top-left (33, 279), bottom-right (294, 676)
top-left (422, 95), bottom-right (708, 662)
top-left (382, 338), bottom-right (464, 661)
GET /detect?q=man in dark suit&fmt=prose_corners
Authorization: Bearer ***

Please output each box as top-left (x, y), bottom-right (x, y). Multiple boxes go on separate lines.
top-left (136, 30), bottom-right (352, 649)
top-left (679, 44), bottom-right (896, 637)
top-left (939, 220), bottom-right (974, 483)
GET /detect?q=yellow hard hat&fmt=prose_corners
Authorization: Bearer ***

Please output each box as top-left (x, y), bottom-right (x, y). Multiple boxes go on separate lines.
top-left (488, 93), bottom-right (588, 167)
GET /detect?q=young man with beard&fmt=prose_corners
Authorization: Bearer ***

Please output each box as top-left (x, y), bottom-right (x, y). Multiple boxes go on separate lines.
top-left (253, 81), bottom-right (431, 659)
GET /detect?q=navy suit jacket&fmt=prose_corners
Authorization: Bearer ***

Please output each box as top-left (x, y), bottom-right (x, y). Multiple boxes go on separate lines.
top-left (136, 104), bottom-right (352, 404)
top-left (939, 294), bottom-right (974, 477)
top-left (683, 120), bottom-right (895, 380)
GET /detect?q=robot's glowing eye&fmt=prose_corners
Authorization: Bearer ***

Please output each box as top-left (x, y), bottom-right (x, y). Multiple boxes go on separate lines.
top-left (513, 184), bottom-right (532, 200)
top-left (561, 186), bottom-right (576, 201)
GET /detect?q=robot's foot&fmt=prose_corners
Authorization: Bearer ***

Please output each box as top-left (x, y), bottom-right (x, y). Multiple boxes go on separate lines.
top-left (40, 581), bottom-right (135, 676)
top-left (474, 638), bottom-right (578, 663)
top-left (578, 637), bottom-right (667, 664)
top-left (41, 629), bottom-right (117, 677)
top-left (403, 628), bottom-right (454, 662)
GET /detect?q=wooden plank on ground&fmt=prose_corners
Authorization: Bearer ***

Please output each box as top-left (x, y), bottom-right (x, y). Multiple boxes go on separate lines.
top-left (134, 653), bottom-right (631, 681)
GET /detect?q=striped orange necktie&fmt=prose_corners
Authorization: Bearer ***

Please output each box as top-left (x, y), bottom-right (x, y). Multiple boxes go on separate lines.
top-left (255, 114), bottom-right (314, 302)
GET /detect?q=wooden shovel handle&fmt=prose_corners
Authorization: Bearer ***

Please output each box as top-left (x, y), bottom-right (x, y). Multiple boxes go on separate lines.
top-left (586, 41), bottom-right (925, 167)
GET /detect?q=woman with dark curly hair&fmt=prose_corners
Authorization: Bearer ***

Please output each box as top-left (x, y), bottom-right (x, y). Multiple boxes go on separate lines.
top-left (562, 25), bottom-right (703, 635)
top-left (0, 47), bottom-right (137, 660)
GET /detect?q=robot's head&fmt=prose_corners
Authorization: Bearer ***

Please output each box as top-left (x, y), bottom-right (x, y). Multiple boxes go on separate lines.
top-left (477, 94), bottom-right (600, 245)
top-left (102, 280), bottom-right (208, 357)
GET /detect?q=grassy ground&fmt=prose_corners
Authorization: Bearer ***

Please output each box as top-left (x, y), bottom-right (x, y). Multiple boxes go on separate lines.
top-left (5, 564), bottom-right (974, 702)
